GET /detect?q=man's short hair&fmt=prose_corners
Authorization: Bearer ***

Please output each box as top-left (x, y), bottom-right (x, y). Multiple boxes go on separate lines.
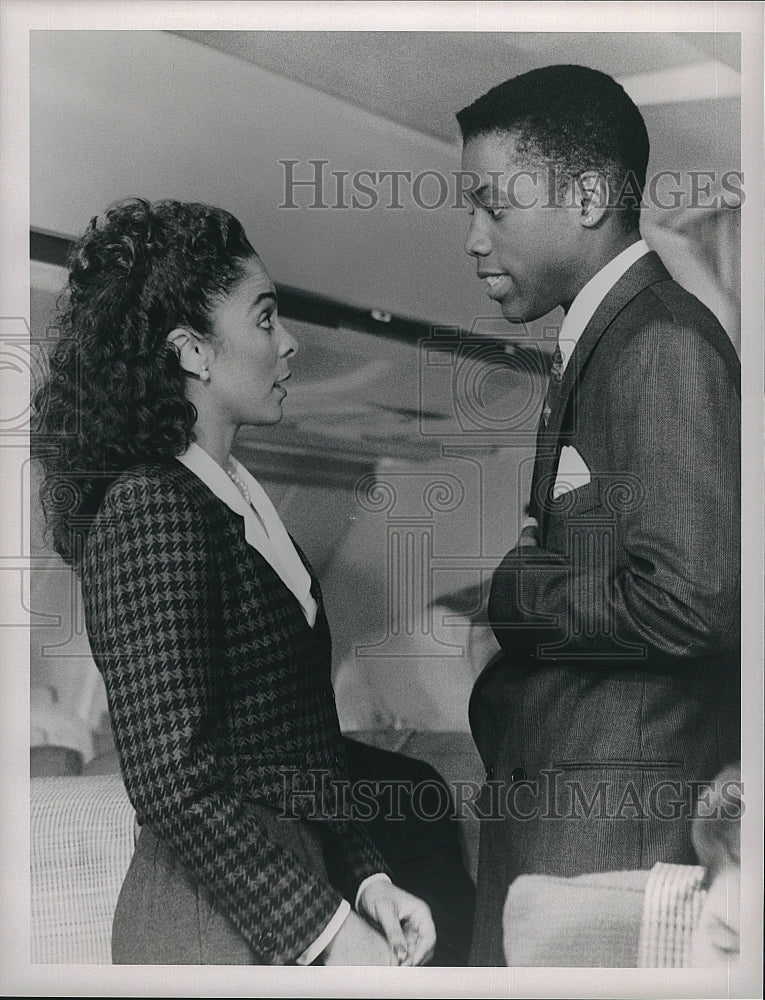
top-left (456, 64), bottom-right (649, 231)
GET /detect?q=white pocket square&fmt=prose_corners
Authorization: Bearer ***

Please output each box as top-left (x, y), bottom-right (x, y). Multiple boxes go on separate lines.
top-left (553, 446), bottom-right (591, 498)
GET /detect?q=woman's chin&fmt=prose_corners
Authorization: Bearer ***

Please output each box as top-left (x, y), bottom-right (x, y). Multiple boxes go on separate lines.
top-left (245, 404), bottom-right (286, 427)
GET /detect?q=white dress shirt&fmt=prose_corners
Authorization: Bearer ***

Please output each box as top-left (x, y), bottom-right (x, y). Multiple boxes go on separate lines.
top-left (175, 442), bottom-right (389, 963)
top-left (557, 238), bottom-right (650, 374)
top-left (177, 442), bottom-right (317, 626)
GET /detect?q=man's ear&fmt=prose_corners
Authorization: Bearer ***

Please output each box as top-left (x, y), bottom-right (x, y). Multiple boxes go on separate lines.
top-left (166, 328), bottom-right (210, 381)
top-left (575, 171), bottom-right (610, 228)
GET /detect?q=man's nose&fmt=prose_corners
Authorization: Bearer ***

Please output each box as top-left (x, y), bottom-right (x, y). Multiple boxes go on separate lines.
top-left (465, 212), bottom-right (491, 258)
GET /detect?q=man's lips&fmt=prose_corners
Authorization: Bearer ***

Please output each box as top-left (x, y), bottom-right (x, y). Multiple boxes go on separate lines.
top-left (478, 272), bottom-right (512, 299)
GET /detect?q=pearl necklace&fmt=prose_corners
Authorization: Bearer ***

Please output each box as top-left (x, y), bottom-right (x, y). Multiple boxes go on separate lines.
top-left (226, 466), bottom-right (252, 507)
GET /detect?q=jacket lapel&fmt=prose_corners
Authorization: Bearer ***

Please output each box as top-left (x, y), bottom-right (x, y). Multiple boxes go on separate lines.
top-left (530, 251), bottom-right (671, 530)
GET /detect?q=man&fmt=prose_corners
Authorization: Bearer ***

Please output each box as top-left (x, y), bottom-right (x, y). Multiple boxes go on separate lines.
top-left (456, 65), bottom-right (741, 965)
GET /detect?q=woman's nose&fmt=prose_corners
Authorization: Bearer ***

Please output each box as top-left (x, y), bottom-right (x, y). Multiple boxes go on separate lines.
top-left (465, 212), bottom-right (491, 258)
top-left (276, 319), bottom-right (298, 358)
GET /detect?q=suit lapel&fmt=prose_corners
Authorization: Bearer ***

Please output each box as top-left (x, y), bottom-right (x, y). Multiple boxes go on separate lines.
top-left (290, 536), bottom-right (324, 608)
top-left (530, 251), bottom-right (671, 529)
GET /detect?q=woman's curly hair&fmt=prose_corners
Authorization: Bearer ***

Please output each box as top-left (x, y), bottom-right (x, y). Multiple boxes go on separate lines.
top-left (32, 198), bottom-right (257, 567)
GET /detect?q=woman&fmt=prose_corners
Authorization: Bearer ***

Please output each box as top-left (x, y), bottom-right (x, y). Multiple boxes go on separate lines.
top-left (33, 198), bottom-right (435, 966)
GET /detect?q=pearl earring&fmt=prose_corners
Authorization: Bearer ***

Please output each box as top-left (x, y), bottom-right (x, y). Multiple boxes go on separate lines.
top-left (200, 367), bottom-right (209, 381)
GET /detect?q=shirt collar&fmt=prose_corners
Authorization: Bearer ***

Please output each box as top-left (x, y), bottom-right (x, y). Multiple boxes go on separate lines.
top-left (175, 442), bottom-right (316, 626)
top-left (558, 239), bottom-right (650, 372)
top-left (175, 440), bottom-right (251, 519)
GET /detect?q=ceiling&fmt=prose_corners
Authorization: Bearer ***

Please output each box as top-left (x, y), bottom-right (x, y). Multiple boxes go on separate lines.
top-left (31, 30), bottom-right (741, 332)
top-left (171, 30), bottom-right (740, 154)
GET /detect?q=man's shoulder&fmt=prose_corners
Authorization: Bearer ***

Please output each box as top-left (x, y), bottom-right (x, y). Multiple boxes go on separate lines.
top-left (638, 273), bottom-right (725, 334)
top-left (610, 267), bottom-right (739, 381)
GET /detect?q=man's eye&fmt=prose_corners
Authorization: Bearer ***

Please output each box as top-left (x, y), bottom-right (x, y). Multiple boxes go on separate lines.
top-left (258, 314), bottom-right (274, 331)
top-left (488, 207), bottom-right (506, 220)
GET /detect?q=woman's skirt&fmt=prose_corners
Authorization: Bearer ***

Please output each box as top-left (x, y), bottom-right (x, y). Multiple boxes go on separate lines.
top-left (112, 802), bottom-right (329, 965)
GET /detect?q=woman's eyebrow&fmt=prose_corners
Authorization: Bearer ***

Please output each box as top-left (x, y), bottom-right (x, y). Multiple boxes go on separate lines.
top-left (249, 291), bottom-right (277, 313)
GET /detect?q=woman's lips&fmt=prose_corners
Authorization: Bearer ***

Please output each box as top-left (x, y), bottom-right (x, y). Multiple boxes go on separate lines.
top-left (273, 372), bottom-right (290, 397)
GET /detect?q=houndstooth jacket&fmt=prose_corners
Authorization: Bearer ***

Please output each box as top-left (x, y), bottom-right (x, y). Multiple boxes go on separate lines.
top-left (80, 459), bottom-right (388, 964)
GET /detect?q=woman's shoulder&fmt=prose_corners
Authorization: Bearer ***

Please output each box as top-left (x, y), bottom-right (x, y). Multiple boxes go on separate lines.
top-left (95, 458), bottom-right (219, 525)
top-left (81, 460), bottom-right (228, 582)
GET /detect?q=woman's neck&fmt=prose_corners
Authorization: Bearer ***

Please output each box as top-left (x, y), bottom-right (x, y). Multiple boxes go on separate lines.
top-left (192, 421), bottom-right (238, 469)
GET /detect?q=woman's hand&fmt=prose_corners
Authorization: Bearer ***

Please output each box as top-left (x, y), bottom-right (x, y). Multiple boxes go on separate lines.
top-left (357, 881), bottom-right (436, 966)
top-left (320, 911), bottom-right (395, 966)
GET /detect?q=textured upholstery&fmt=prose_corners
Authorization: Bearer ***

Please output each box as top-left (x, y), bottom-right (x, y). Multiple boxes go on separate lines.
top-left (30, 774), bottom-right (136, 964)
top-left (503, 863), bottom-right (706, 968)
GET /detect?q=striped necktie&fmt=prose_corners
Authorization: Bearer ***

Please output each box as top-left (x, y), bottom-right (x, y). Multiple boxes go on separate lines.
top-left (542, 344), bottom-right (565, 426)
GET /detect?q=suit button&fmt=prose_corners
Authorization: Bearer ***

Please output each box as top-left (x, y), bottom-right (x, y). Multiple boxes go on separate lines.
top-left (510, 767), bottom-right (527, 783)
top-left (485, 766), bottom-right (495, 781)
top-left (259, 931), bottom-right (276, 954)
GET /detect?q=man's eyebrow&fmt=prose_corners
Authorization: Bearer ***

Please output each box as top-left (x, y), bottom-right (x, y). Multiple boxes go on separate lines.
top-left (472, 183), bottom-right (506, 202)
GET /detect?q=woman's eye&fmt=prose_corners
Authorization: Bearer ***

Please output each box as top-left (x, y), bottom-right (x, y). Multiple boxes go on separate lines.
top-left (488, 207), bottom-right (505, 220)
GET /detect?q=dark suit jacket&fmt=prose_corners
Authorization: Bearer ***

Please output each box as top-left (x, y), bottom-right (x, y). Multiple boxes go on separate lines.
top-left (80, 460), bottom-right (388, 964)
top-left (470, 251), bottom-right (741, 964)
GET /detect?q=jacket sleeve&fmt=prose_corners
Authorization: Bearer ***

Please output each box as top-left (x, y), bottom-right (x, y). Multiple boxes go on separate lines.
top-left (80, 476), bottom-right (345, 964)
top-left (489, 320), bottom-right (740, 666)
top-left (319, 800), bottom-right (393, 906)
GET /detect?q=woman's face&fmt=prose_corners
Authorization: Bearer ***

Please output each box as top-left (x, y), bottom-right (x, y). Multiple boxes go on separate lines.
top-left (206, 255), bottom-right (297, 427)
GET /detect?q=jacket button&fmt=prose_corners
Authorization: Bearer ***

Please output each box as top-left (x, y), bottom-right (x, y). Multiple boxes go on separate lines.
top-left (258, 931), bottom-right (276, 954)
top-left (485, 765), bottom-right (495, 781)
top-left (510, 767), bottom-right (527, 783)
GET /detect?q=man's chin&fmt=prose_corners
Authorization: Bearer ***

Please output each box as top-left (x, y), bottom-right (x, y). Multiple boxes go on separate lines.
top-left (499, 299), bottom-right (530, 325)
top-left (500, 298), bottom-right (557, 325)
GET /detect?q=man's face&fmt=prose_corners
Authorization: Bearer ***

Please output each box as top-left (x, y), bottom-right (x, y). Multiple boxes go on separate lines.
top-left (461, 133), bottom-right (582, 323)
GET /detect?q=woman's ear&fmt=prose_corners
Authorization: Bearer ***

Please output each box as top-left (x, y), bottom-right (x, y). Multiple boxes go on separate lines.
top-left (166, 328), bottom-right (210, 381)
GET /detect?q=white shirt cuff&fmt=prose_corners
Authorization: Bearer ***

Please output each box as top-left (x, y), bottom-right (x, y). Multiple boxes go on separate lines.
top-left (354, 872), bottom-right (392, 911)
top-left (521, 515), bottom-right (539, 532)
top-left (295, 900), bottom-right (351, 966)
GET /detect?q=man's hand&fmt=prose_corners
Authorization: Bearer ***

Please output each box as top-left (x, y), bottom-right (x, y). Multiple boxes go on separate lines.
top-left (320, 911), bottom-right (395, 966)
top-left (357, 880), bottom-right (436, 966)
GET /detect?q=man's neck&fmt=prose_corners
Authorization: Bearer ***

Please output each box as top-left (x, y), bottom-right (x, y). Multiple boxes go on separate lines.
top-left (562, 230), bottom-right (642, 313)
